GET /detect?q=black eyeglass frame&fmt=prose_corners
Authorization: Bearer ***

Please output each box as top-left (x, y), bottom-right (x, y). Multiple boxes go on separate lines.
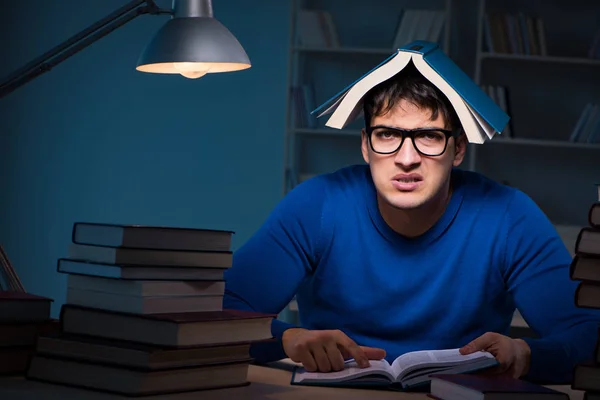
top-left (365, 125), bottom-right (462, 156)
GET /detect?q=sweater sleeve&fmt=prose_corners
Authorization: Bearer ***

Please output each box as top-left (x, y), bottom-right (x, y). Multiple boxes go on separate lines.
top-left (502, 189), bottom-right (600, 384)
top-left (223, 176), bottom-right (329, 363)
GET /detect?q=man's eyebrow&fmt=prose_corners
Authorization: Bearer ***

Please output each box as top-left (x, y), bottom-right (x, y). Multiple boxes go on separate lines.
top-left (372, 125), bottom-right (447, 130)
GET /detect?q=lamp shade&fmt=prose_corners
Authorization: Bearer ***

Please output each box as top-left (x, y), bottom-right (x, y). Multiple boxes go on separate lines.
top-left (136, 1), bottom-right (251, 79)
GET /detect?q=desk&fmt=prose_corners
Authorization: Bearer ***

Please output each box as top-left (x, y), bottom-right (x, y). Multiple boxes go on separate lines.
top-left (0, 361), bottom-right (586, 400)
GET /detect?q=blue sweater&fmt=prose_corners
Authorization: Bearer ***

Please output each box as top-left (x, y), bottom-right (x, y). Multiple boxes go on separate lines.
top-left (224, 165), bottom-right (600, 383)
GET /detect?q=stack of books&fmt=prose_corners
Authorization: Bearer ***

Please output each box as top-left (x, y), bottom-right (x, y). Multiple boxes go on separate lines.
top-left (25, 222), bottom-right (275, 396)
top-left (569, 186), bottom-right (600, 399)
top-left (0, 291), bottom-right (58, 375)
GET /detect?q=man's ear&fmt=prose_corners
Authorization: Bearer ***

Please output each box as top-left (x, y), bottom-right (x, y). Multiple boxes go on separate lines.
top-left (361, 129), bottom-right (370, 164)
top-left (452, 131), bottom-right (467, 167)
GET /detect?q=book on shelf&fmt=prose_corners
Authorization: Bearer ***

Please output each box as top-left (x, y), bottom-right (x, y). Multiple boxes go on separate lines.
top-left (391, 9), bottom-right (446, 49)
top-left (26, 355), bottom-right (252, 396)
top-left (570, 103), bottom-right (600, 144)
top-left (429, 373), bottom-right (568, 399)
top-left (312, 40), bottom-right (510, 144)
top-left (72, 222), bottom-right (233, 252)
top-left (57, 258), bottom-right (227, 281)
top-left (483, 12), bottom-right (547, 56)
top-left (291, 348), bottom-right (497, 390)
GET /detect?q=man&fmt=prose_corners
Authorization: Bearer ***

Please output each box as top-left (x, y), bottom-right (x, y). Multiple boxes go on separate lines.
top-left (224, 63), bottom-right (600, 383)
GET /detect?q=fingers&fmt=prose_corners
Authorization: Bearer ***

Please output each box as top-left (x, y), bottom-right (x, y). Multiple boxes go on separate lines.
top-left (336, 333), bottom-right (370, 368)
top-left (311, 345), bottom-right (333, 372)
top-left (323, 341), bottom-right (346, 371)
top-left (361, 346), bottom-right (387, 360)
top-left (460, 332), bottom-right (497, 354)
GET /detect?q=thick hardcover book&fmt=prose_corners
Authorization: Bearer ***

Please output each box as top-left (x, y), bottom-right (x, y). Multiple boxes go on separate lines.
top-left (589, 203), bottom-right (600, 229)
top-left (575, 228), bottom-right (600, 256)
top-left (569, 254), bottom-right (600, 283)
top-left (68, 243), bottom-right (232, 268)
top-left (26, 354), bottom-right (251, 396)
top-left (572, 362), bottom-right (600, 392)
top-left (72, 222), bottom-right (234, 252)
top-left (291, 348), bottom-right (498, 390)
top-left (574, 281), bottom-right (600, 309)
top-left (60, 304), bottom-right (275, 347)
top-left (312, 40), bottom-right (510, 144)
top-left (0, 291), bottom-right (53, 323)
top-left (36, 332), bottom-right (254, 370)
top-left (57, 258), bottom-right (226, 281)
top-left (429, 373), bottom-right (569, 399)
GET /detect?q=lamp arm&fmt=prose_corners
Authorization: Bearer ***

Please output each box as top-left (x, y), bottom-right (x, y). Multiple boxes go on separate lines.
top-left (0, 0), bottom-right (172, 99)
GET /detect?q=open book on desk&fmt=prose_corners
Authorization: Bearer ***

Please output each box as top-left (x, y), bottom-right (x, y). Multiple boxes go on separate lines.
top-left (291, 348), bottom-right (497, 390)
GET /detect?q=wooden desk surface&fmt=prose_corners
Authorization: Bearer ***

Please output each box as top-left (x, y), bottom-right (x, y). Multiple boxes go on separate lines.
top-left (0, 360), bottom-right (585, 400)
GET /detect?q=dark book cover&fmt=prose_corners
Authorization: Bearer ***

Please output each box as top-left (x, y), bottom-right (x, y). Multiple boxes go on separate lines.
top-left (60, 304), bottom-right (275, 324)
top-left (0, 291), bottom-right (53, 302)
top-left (430, 373), bottom-right (569, 398)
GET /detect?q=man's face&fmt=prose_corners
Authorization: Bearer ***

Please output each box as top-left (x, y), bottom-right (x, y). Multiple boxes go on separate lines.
top-left (361, 99), bottom-right (466, 210)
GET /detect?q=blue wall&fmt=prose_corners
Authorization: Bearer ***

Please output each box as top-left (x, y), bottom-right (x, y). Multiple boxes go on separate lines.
top-left (0, 0), bottom-right (291, 316)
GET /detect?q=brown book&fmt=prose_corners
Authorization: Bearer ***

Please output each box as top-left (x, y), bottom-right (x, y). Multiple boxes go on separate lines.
top-left (0, 291), bottom-right (53, 323)
top-left (60, 305), bottom-right (275, 347)
top-left (26, 355), bottom-right (251, 396)
top-left (0, 319), bottom-right (59, 347)
top-left (72, 222), bottom-right (233, 252)
top-left (590, 203), bottom-right (600, 229)
top-left (575, 281), bottom-right (600, 309)
top-left (572, 362), bottom-right (600, 392)
top-left (430, 373), bottom-right (568, 399)
top-left (36, 333), bottom-right (255, 370)
top-left (575, 228), bottom-right (600, 256)
top-left (570, 254), bottom-right (600, 283)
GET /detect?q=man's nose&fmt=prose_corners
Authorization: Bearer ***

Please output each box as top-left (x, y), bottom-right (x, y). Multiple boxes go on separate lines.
top-left (394, 138), bottom-right (422, 166)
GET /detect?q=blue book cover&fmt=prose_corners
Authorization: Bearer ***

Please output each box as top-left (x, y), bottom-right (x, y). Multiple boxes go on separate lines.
top-left (312, 40), bottom-right (509, 137)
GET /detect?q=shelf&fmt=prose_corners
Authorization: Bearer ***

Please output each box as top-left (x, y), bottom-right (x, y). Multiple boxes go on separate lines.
top-left (488, 138), bottom-right (600, 149)
top-left (480, 52), bottom-right (600, 67)
top-left (293, 46), bottom-right (393, 56)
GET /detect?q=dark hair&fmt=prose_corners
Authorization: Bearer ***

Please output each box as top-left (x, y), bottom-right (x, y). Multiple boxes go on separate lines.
top-left (362, 62), bottom-right (460, 130)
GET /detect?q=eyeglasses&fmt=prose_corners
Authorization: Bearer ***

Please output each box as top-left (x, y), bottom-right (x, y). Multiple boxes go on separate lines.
top-left (366, 125), bottom-right (460, 156)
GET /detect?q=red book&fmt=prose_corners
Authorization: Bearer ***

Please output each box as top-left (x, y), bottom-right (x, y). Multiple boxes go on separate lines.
top-left (429, 374), bottom-right (569, 399)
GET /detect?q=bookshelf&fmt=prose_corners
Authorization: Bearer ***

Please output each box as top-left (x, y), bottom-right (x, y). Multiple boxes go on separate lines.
top-left (283, 0), bottom-right (453, 196)
top-left (470, 0), bottom-right (600, 227)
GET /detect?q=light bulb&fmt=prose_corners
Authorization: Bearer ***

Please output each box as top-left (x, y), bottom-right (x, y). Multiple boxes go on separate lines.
top-left (173, 62), bottom-right (211, 79)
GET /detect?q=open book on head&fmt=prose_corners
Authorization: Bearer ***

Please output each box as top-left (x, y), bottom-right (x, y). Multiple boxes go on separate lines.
top-left (312, 40), bottom-right (510, 144)
top-left (291, 348), bottom-right (498, 390)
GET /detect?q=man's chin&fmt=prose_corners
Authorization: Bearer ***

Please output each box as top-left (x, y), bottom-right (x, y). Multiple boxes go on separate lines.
top-left (385, 194), bottom-right (426, 210)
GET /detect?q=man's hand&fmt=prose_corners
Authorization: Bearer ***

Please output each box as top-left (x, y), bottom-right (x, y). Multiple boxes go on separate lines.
top-left (282, 328), bottom-right (386, 372)
top-left (460, 332), bottom-right (531, 378)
